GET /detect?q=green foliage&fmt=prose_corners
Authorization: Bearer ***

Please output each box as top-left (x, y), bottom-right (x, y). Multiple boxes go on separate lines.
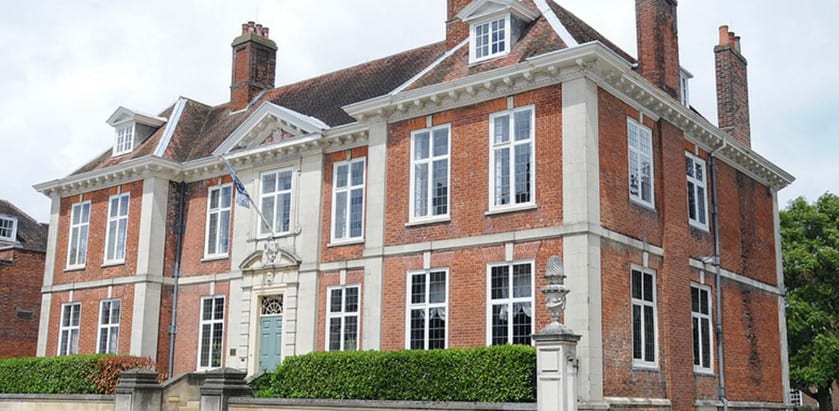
top-left (0, 355), bottom-right (159, 394)
top-left (254, 345), bottom-right (536, 402)
top-left (781, 193), bottom-right (839, 407)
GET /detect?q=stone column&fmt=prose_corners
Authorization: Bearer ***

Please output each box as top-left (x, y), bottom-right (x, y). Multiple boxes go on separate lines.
top-left (535, 256), bottom-right (581, 411)
top-left (199, 368), bottom-right (250, 411)
top-left (114, 369), bottom-right (161, 411)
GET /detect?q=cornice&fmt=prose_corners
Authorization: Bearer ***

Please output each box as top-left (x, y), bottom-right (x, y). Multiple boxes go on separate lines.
top-left (33, 156), bottom-right (181, 198)
top-left (344, 41), bottom-right (793, 190)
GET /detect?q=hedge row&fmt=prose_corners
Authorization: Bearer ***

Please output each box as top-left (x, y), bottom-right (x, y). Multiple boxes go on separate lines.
top-left (254, 345), bottom-right (536, 402)
top-left (0, 355), bottom-right (159, 394)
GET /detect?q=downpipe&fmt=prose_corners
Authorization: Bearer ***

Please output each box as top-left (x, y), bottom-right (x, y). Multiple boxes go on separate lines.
top-left (167, 181), bottom-right (187, 378)
top-left (710, 142), bottom-right (728, 411)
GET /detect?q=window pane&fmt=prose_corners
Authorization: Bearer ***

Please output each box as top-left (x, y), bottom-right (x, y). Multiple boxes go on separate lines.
top-left (632, 305), bottom-right (642, 359)
top-left (432, 160), bottom-right (448, 216)
top-left (697, 187), bottom-right (707, 223)
top-left (330, 289), bottom-right (343, 313)
top-left (686, 157), bottom-right (694, 177)
top-left (334, 192), bottom-right (347, 239)
top-left (350, 189), bottom-right (363, 237)
top-left (210, 188), bottom-right (220, 209)
top-left (345, 287), bottom-right (359, 313)
top-left (491, 266), bottom-right (509, 299)
top-left (203, 299), bottom-right (213, 321)
top-left (428, 309), bottom-right (445, 349)
top-left (491, 304), bottom-right (508, 345)
top-left (701, 318), bottom-right (711, 367)
top-left (429, 272), bottom-right (446, 304)
top-left (329, 318), bottom-right (341, 351)
top-left (411, 275), bottom-right (426, 304)
top-left (221, 186), bottom-right (232, 208)
top-left (414, 164), bottom-right (429, 217)
top-left (79, 226), bottom-right (88, 264)
top-left (514, 144), bottom-right (531, 204)
top-left (700, 289), bottom-right (709, 314)
top-left (82, 203), bottom-right (90, 222)
top-left (493, 116), bottom-right (510, 144)
top-left (692, 317), bottom-right (700, 365)
top-left (208, 214), bottom-right (218, 255)
top-left (344, 316), bottom-right (358, 351)
top-left (511, 302), bottom-right (531, 345)
top-left (631, 270), bottom-right (641, 299)
top-left (687, 182), bottom-right (697, 220)
top-left (336, 164), bottom-right (349, 188)
top-left (432, 128), bottom-right (448, 157)
top-left (261, 196), bottom-right (275, 234)
top-left (279, 193), bottom-right (291, 232)
top-left (514, 110), bottom-right (531, 141)
top-left (350, 161), bottom-right (364, 186)
top-left (410, 309), bottom-right (425, 349)
top-left (278, 171), bottom-right (292, 191)
top-left (691, 287), bottom-right (699, 313)
top-left (414, 132), bottom-right (430, 160)
top-left (119, 195), bottom-right (129, 216)
top-left (214, 298), bottom-right (224, 320)
top-left (218, 210), bottom-right (230, 253)
top-left (641, 158), bottom-right (652, 203)
top-left (643, 272), bottom-right (653, 302)
top-left (262, 173), bottom-right (276, 194)
top-left (644, 305), bottom-right (655, 362)
top-left (513, 264), bottom-right (531, 298)
top-left (495, 148), bottom-right (510, 205)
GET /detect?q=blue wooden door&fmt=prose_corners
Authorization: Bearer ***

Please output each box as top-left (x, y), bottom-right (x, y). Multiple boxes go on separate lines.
top-left (259, 315), bottom-right (283, 372)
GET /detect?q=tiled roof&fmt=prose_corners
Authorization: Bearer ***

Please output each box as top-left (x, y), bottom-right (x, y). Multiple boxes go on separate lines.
top-left (0, 199), bottom-right (48, 252)
top-left (66, 1), bottom-right (636, 178)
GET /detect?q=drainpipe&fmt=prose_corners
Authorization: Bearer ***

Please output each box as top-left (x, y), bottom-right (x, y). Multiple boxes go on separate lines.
top-left (710, 141), bottom-right (728, 411)
top-left (167, 182), bottom-right (187, 378)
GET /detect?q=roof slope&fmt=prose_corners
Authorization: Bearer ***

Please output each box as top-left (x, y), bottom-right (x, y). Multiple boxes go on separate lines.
top-left (0, 199), bottom-right (48, 252)
top-left (547, 1), bottom-right (635, 63)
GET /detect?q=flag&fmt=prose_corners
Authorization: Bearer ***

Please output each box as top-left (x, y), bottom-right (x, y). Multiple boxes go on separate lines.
top-left (221, 157), bottom-right (252, 208)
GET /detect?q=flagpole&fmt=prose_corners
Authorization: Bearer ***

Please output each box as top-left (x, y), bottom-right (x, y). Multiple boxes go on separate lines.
top-left (219, 155), bottom-right (277, 238)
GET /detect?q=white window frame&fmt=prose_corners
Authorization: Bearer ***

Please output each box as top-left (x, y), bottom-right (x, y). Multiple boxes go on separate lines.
top-left (198, 296), bottom-right (225, 370)
top-left (97, 299), bottom-right (121, 354)
top-left (258, 168), bottom-right (294, 236)
top-left (113, 123), bottom-right (135, 156)
top-left (205, 184), bottom-right (233, 258)
top-left (627, 118), bottom-right (655, 209)
top-left (326, 285), bottom-right (361, 351)
top-left (66, 201), bottom-right (91, 269)
top-left (331, 158), bottom-right (366, 243)
top-left (686, 152), bottom-right (709, 231)
top-left (405, 269), bottom-right (449, 350)
top-left (489, 106), bottom-right (535, 211)
top-left (58, 302), bottom-right (81, 356)
top-left (0, 214), bottom-right (17, 243)
top-left (631, 266), bottom-right (658, 369)
top-left (470, 14), bottom-right (511, 63)
top-left (104, 192), bottom-right (130, 264)
top-left (691, 284), bottom-right (714, 374)
top-left (486, 260), bottom-right (535, 346)
top-left (409, 124), bottom-right (451, 223)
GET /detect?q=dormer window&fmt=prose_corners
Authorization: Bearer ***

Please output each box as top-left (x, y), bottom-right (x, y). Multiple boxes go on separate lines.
top-left (472, 15), bottom-right (509, 62)
top-left (0, 215), bottom-right (17, 242)
top-left (680, 67), bottom-right (693, 107)
top-left (114, 124), bottom-right (135, 156)
top-left (458, 0), bottom-right (539, 65)
top-left (106, 106), bottom-right (166, 158)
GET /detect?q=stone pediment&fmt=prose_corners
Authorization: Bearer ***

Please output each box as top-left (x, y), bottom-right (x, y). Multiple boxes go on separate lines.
top-left (239, 242), bottom-right (301, 273)
top-left (456, 0), bottom-right (539, 23)
top-left (213, 102), bottom-right (329, 156)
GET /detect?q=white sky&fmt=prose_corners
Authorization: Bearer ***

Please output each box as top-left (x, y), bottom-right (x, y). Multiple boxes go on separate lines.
top-left (1, 0), bottom-right (835, 222)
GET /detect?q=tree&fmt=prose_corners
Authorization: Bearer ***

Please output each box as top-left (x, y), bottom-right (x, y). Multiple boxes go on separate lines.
top-left (781, 193), bottom-right (839, 411)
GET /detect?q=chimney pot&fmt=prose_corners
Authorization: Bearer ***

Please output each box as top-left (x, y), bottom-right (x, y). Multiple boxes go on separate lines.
top-left (263, 27), bottom-right (270, 38)
top-left (718, 25), bottom-right (729, 46)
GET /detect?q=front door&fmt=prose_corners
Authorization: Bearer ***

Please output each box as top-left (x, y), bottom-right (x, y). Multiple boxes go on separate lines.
top-left (258, 295), bottom-right (284, 372)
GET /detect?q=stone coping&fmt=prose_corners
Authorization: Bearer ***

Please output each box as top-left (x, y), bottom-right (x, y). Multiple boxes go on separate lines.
top-left (230, 398), bottom-right (536, 411)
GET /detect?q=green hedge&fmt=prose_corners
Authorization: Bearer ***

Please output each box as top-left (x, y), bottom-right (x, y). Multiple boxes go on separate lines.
top-left (255, 345), bottom-right (536, 402)
top-left (0, 355), bottom-right (159, 394)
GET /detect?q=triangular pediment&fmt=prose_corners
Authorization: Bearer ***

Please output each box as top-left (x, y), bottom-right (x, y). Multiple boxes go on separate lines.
top-left (106, 106), bottom-right (167, 127)
top-left (456, 0), bottom-right (539, 23)
top-left (213, 102), bottom-right (330, 156)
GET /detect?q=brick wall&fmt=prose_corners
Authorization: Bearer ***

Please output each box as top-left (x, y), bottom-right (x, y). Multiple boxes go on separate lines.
top-left (316, 269), bottom-right (364, 351)
top-left (320, 147), bottom-right (368, 263)
top-left (0, 249), bottom-right (44, 358)
top-left (179, 177), bottom-right (234, 277)
top-left (53, 181), bottom-right (144, 284)
top-left (384, 87), bottom-right (563, 246)
top-left (44, 285), bottom-right (134, 357)
top-left (171, 281), bottom-right (230, 376)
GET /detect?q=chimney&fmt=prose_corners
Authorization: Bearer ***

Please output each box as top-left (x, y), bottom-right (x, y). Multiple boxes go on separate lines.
top-left (635, 0), bottom-right (681, 100)
top-left (230, 21), bottom-right (278, 111)
top-left (715, 25), bottom-right (751, 147)
top-left (446, 0), bottom-right (472, 49)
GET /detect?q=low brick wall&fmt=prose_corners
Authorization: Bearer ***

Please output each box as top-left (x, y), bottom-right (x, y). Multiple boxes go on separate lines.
top-left (0, 394), bottom-right (114, 411)
top-left (229, 398), bottom-right (536, 411)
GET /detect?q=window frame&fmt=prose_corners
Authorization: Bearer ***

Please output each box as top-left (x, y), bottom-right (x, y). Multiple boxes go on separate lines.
top-left (104, 192), bottom-right (130, 265)
top-left (58, 302), bottom-right (81, 356)
top-left (113, 123), bottom-right (135, 156)
top-left (330, 158), bottom-right (366, 243)
top-left (66, 201), bottom-right (91, 269)
top-left (198, 295), bottom-right (225, 370)
top-left (258, 167), bottom-right (295, 236)
top-left (488, 106), bottom-right (536, 211)
top-left (405, 269), bottom-right (449, 350)
top-left (204, 184), bottom-right (233, 259)
top-left (686, 152), bottom-right (709, 231)
top-left (409, 124), bottom-right (451, 224)
top-left (470, 14), bottom-right (511, 63)
top-left (486, 260), bottom-right (535, 346)
top-left (627, 118), bottom-right (655, 209)
top-left (96, 299), bottom-right (121, 354)
top-left (0, 214), bottom-right (17, 243)
top-left (325, 284), bottom-right (361, 351)
top-left (631, 266), bottom-right (658, 369)
top-left (691, 284), bottom-right (714, 374)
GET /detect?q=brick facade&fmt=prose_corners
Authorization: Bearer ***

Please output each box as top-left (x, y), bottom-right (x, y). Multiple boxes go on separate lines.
top-left (0, 249), bottom-right (44, 358)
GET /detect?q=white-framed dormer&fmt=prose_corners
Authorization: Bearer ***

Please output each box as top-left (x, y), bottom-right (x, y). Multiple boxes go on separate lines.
top-left (0, 214), bottom-right (17, 243)
top-left (106, 107), bottom-right (166, 157)
top-left (457, 0), bottom-right (540, 64)
top-left (680, 66), bottom-right (693, 107)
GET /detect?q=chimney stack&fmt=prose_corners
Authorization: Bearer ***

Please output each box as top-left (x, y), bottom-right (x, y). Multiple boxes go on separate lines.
top-left (715, 25), bottom-right (751, 147)
top-left (635, 0), bottom-right (681, 100)
top-left (230, 21), bottom-right (278, 111)
top-left (446, 0), bottom-right (472, 49)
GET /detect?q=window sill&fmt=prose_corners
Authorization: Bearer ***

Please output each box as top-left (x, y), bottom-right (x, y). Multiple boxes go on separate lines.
top-left (101, 261), bottom-right (125, 268)
top-left (693, 368), bottom-right (715, 377)
top-left (631, 362), bottom-right (660, 372)
top-left (629, 197), bottom-right (656, 213)
top-left (64, 266), bottom-right (86, 273)
top-left (689, 221), bottom-right (710, 233)
top-left (328, 239), bottom-right (364, 248)
top-left (201, 255), bottom-right (229, 263)
top-left (485, 204), bottom-right (537, 216)
top-left (405, 217), bottom-right (450, 227)
top-left (248, 228), bottom-right (301, 243)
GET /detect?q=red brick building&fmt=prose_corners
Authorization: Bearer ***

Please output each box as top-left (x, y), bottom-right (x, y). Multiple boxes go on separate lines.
top-left (35, 1), bottom-right (794, 409)
top-left (0, 199), bottom-right (47, 358)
